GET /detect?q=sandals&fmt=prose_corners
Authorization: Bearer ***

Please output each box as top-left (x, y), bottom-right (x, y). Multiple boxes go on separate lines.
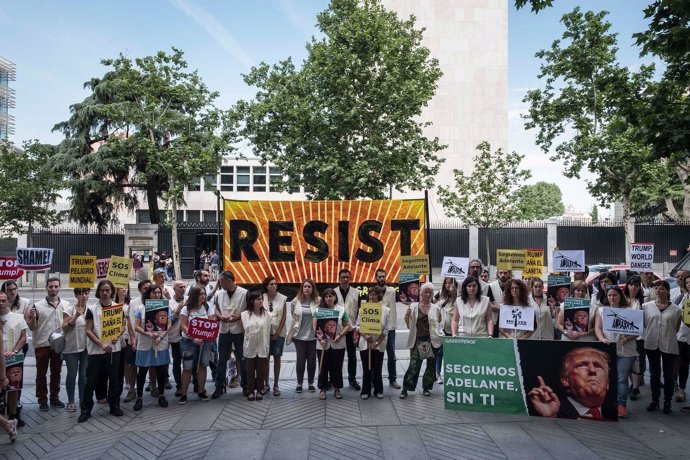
top-left (6, 419), bottom-right (17, 443)
top-left (248, 393), bottom-right (256, 401)
top-left (273, 386), bottom-right (281, 396)
top-left (319, 390), bottom-right (327, 400)
top-left (334, 389), bottom-right (343, 399)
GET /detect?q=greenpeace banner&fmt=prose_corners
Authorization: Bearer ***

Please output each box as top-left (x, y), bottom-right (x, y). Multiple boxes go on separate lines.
top-left (224, 199), bottom-right (426, 284)
top-left (444, 338), bottom-right (618, 421)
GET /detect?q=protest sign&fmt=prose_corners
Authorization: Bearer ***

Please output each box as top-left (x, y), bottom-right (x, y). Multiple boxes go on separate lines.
top-left (401, 255), bottom-right (430, 275)
top-left (96, 258), bottom-right (110, 279)
top-left (547, 276), bottom-right (572, 306)
top-left (15, 248), bottom-right (53, 271)
top-left (553, 250), bottom-right (585, 272)
top-left (522, 249), bottom-right (544, 277)
top-left (188, 317), bottom-right (220, 341)
top-left (0, 256), bottom-right (24, 280)
top-left (315, 308), bottom-right (340, 342)
top-left (397, 273), bottom-right (419, 304)
top-left (496, 249), bottom-right (526, 271)
top-left (359, 302), bottom-right (383, 334)
top-left (564, 297), bottom-right (590, 309)
top-left (498, 305), bottom-right (535, 331)
top-left (441, 256), bottom-right (469, 280)
top-left (444, 338), bottom-right (618, 421)
top-left (6, 353), bottom-right (24, 391)
top-left (69, 255), bottom-right (96, 288)
top-left (630, 243), bottom-right (654, 271)
top-left (107, 255), bottom-right (132, 289)
top-left (100, 304), bottom-right (124, 342)
top-left (145, 300), bottom-right (169, 332)
top-left (603, 307), bottom-right (644, 336)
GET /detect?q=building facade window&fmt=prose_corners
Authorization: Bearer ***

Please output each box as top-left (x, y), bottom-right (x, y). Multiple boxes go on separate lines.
top-left (186, 210), bottom-right (201, 222)
top-left (203, 174), bottom-right (217, 191)
top-left (253, 166), bottom-right (267, 192)
top-left (188, 178), bottom-right (201, 192)
top-left (220, 166), bottom-right (234, 191)
top-left (203, 210), bottom-right (216, 222)
top-left (237, 166), bottom-right (250, 192)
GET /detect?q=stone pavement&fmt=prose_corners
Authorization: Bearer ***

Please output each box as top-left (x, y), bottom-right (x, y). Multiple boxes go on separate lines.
top-left (0, 352), bottom-right (688, 460)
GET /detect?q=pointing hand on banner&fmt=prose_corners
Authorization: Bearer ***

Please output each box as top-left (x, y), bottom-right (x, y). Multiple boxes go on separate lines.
top-left (528, 376), bottom-right (560, 417)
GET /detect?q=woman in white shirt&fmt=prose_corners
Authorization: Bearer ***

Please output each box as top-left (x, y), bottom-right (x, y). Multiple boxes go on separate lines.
top-left (499, 280), bottom-right (533, 339)
top-left (556, 280), bottom-right (597, 342)
top-left (262, 276), bottom-right (287, 396)
top-left (62, 288), bottom-right (89, 413)
top-left (451, 276), bottom-right (493, 338)
top-left (286, 279), bottom-right (319, 393)
top-left (529, 278), bottom-right (554, 340)
top-left (594, 285), bottom-right (637, 418)
top-left (643, 280), bottom-right (682, 414)
top-left (242, 291), bottom-right (271, 401)
top-left (624, 275), bottom-right (645, 400)
top-left (313, 288), bottom-right (350, 400)
top-left (435, 278), bottom-right (457, 383)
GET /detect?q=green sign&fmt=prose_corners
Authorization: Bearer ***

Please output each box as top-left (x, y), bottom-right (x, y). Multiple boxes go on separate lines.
top-left (5, 353), bottom-right (24, 366)
top-left (145, 299), bottom-right (169, 312)
top-left (547, 275), bottom-right (571, 286)
top-left (564, 297), bottom-right (590, 309)
top-left (443, 337), bottom-right (527, 415)
top-left (316, 308), bottom-right (340, 319)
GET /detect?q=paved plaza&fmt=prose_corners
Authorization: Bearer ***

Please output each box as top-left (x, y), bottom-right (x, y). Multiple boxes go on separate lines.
top-left (0, 351), bottom-right (688, 460)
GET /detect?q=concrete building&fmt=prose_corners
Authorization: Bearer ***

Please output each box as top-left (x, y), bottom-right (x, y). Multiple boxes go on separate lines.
top-left (0, 56), bottom-right (16, 140)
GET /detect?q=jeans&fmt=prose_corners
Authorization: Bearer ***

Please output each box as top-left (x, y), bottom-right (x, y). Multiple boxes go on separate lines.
top-left (170, 341), bottom-right (182, 389)
top-left (293, 339), bottom-right (316, 385)
top-left (386, 330), bottom-right (397, 382)
top-left (63, 349), bottom-right (88, 404)
top-left (345, 330), bottom-right (358, 382)
top-left (403, 338), bottom-right (438, 392)
top-left (34, 346), bottom-right (62, 402)
top-left (617, 356), bottom-right (636, 406)
top-left (82, 351), bottom-right (122, 413)
top-left (647, 347), bottom-right (677, 404)
top-left (216, 332), bottom-right (246, 390)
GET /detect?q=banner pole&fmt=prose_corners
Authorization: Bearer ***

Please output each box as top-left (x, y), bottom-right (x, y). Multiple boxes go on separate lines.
top-left (424, 190), bottom-right (432, 283)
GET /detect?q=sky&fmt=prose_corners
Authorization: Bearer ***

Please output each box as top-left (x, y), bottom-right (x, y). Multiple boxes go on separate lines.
top-left (1, 0), bottom-right (654, 215)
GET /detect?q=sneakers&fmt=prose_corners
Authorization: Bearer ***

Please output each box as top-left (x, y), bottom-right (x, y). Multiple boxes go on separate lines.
top-left (349, 380), bottom-right (361, 391)
top-left (66, 402), bottom-right (77, 412)
top-left (110, 406), bottom-right (124, 417)
top-left (178, 395), bottom-right (188, 405)
top-left (399, 390), bottom-right (408, 399)
top-left (361, 394), bottom-right (370, 400)
top-left (680, 405), bottom-right (690, 413)
top-left (123, 390), bottom-right (137, 403)
top-left (50, 399), bottom-right (65, 408)
top-left (211, 388), bottom-right (224, 400)
top-left (295, 385), bottom-right (303, 393)
top-left (77, 412), bottom-right (90, 423)
top-left (158, 396), bottom-right (169, 408)
top-left (389, 381), bottom-right (401, 389)
top-left (6, 419), bottom-right (17, 443)
top-left (617, 404), bottom-right (629, 418)
top-left (676, 389), bottom-right (686, 402)
top-left (423, 389), bottom-right (431, 396)
top-left (39, 401), bottom-right (49, 412)
top-left (375, 393), bottom-right (384, 399)
top-left (133, 398), bottom-right (143, 412)
top-left (308, 384), bottom-right (316, 393)
top-left (436, 373), bottom-right (444, 384)
top-left (198, 392), bottom-right (210, 402)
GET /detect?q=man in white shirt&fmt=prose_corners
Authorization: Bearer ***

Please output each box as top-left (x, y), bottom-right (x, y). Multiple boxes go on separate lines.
top-left (335, 269), bottom-right (362, 391)
top-left (375, 269), bottom-right (400, 389)
top-left (25, 277), bottom-right (69, 411)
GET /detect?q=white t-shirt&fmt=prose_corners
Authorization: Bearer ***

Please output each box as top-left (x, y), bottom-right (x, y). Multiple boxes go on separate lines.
top-left (180, 303), bottom-right (215, 339)
top-left (62, 305), bottom-right (87, 354)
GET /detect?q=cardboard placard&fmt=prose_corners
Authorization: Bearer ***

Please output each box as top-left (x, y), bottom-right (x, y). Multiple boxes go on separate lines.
top-left (401, 255), bottom-right (430, 275)
top-left (496, 249), bottom-right (526, 271)
top-left (6, 352), bottom-right (24, 391)
top-left (96, 258), bottom-right (110, 279)
top-left (144, 300), bottom-right (169, 332)
top-left (630, 243), bottom-right (654, 271)
top-left (397, 273), bottom-right (420, 305)
top-left (602, 307), bottom-right (644, 336)
top-left (553, 250), bottom-right (585, 272)
top-left (101, 304), bottom-right (124, 342)
top-left (69, 255), bottom-right (96, 288)
top-left (0, 256), bottom-right (24, 280)
top-left (107, 255), bottom-right (132, 289)
top-left (522, 249), bottom-right (544, 277)
top-left (359, 302), bottom-right (383, 334)
top-left (187, 317), bottom-right (220, 341)
top-left (15, 248), bottom-right (54, 271)
top-left (441, 256), bottom-right (469, 280)
top-left (498, 305), bottom-right (535, 331)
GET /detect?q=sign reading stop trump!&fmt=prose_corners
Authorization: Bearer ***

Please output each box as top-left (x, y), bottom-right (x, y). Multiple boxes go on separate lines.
top-left (0, 257), bottom-right (24, 280)
top-left (187, 318), bottom-right (220, 341)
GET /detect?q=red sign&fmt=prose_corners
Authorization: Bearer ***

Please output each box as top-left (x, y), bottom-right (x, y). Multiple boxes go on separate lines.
top-left (96, 258), bottom-right (110, 279)
top-left (0, 256), bottom-right (25, 280)
top-left (187, 317), bottom-right (220, 341)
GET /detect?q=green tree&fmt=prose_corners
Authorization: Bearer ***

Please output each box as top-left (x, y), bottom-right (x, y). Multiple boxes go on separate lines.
top-left (590, 205), bottom-right (599, 223)
top-left (514, 181), bottom-right (565, 221)
top-left (522, 8), bottom-right (655, 263)
top-left (51, 49), bottom-right (225, 278)
top-left (229, 0), bottom-right (444, 200)
top-left (0, 141), bottom-right (64, 247)
top-left (438, 142), bottom-right (531, 267)
top-left (514, 0), bottom-right (555, 12)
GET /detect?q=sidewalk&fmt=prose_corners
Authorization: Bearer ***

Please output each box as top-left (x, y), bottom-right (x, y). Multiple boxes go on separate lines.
top-left (2, 353), bottom-right (688, 460)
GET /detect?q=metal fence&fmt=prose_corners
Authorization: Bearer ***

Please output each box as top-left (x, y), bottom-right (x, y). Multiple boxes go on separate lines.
top-left (33, 226), bottom-right (125, 273)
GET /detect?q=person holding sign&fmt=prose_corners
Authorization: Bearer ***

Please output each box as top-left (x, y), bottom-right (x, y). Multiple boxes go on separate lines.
top-left (499, 280), bottom-right (533, 339)
top-left (79, 280), bottom-right (125, 423)
top-left (132, 285), bottom-right (171, 411)
top-left (643, 280), bottom-right (682, 414)
top-left (354, 287), bottom-right (390, 399)
top-left (242, 291), bottom-right (271, 401)
top-left (62, 288), bottom-right (89, 413)
top-left (400, 282), bottom-right (443, 399)
top-left (262, 276), bottom-right (287, 397)
top-left (0, 291), bottom-right (28, 426)
top-left (594, 286), bottom-right (638, 418)
top-left (556, 281), bottom-right (597, 342)
top-left (435, 278), bottom-right (457, 384)
top-left (25, 277), bottom-right (69, 412)
top-left (178, 286), bottom-right (216, 404)
top-left (313, 288), bottom-right (350, 400)
top-left (451, 276), bottom-right (493, 338)
top-left (624, 275), bottom-right (646, 400)
top-left (529, 278), bottom-right (555, 340)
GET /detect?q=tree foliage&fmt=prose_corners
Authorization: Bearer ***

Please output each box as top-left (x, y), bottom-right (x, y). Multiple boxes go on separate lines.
top-left (0, 141), bottom-right (64, 245)
top-left (230, 0), bottom-right (445, 200)
top-left (590, 205), bottom-right (599, 223)
top-left (515, 182), bottom-right (565, 221)
top-left (438, 142), bottom-right (531, 266)
top-left (514, 0), bottom-right (555, 13)
top-left (51, 48), bottom-right (225, 230)
top-left (522, 8), bottom-right (655, 262)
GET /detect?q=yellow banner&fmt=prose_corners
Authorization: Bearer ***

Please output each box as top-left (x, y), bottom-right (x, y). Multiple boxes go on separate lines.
top-left (101, 304), bottom-right (124, 342)
top-left (69, 255), bottom-right (96, 288)
top-left (224, 199), bottom-right (426, 284)
top-left (359, 302), bottom-right (383, 334)
top-left (107, 255), bottom-right (132, 289)
top-left (496, 249), bottom-right (526, 271)
top-left (522, 248), bottom-right (544, 277)
top-left (400, 255), bottom-right (430, 275)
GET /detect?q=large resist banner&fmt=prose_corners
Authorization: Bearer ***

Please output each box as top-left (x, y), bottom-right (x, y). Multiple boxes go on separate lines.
top-left (224, 199), bottom-right (426, 284)
top-left (444, 338), bottom-right (618, 421)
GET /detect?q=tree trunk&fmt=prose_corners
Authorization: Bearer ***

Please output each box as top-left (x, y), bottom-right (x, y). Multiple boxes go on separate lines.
top-left (170, 179), bottom-right (182, 281)
top-left (623, 192), bottom-right (634, 265)
top-left (677, 159), bottom-right (690, 219)
top-left (485, 232), bottom-right (491, 272)
top-left (147, 176), bottom-right (160, 224)
top-left (664, 196), bottom-right (681, 221)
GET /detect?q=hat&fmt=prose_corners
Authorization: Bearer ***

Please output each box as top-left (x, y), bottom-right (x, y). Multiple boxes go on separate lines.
top-left (153, 268), bottom-right (166, 276)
